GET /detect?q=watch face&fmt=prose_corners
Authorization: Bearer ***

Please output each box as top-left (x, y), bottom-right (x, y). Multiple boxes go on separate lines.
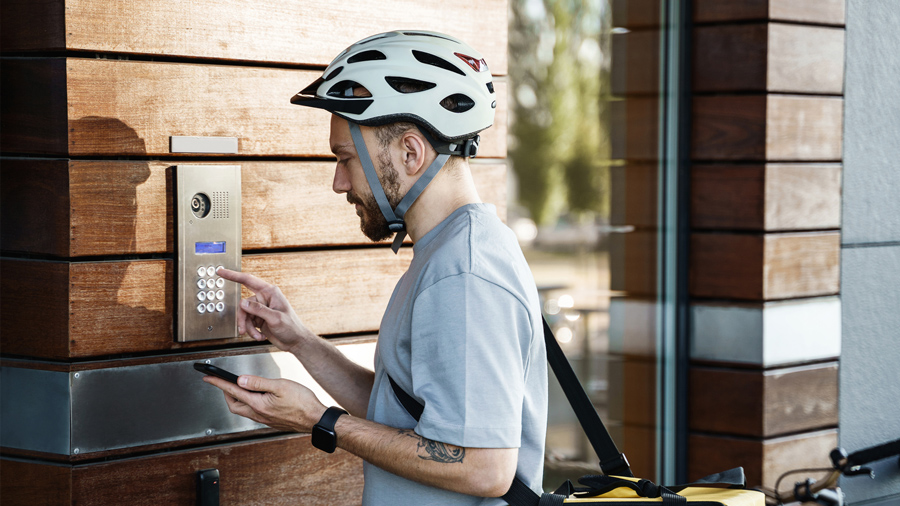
top-left (312, 425), bottom-right (337, 453)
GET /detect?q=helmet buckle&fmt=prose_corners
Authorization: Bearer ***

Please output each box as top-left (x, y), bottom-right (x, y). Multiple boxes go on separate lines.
top-left (461, 136), bottom-right (480, 158)
top-left (387, 221), bottom-right (406, 233)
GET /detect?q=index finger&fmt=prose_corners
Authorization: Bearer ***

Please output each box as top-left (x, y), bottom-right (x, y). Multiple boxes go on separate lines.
top-left (216, 267), bottom-right (270, 292)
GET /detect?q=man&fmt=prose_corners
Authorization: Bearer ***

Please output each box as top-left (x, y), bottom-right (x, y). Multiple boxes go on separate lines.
top-left (206, 31), bottom-right (547, 504)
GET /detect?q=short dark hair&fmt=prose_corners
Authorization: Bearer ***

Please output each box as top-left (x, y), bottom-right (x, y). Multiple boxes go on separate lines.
top-left (353, 82), bottom-right (457, 148)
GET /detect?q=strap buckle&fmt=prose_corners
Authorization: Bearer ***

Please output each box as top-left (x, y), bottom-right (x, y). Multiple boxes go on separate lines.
top-left (387, 220), bottom-right (406, 233)
top-left (600, 453), bottom-right (632, 477)
top-left (460, 135), bottom-right (479, 158)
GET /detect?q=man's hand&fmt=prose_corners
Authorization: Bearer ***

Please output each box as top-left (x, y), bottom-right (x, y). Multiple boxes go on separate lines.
top-left (216, 267), bottom-right (314, 354)
top-left (202, 374), bottom-right (328, 433)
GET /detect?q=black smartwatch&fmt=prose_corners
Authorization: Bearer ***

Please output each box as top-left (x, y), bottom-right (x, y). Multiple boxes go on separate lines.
top-left (311, 406), bottom-right (348, 453)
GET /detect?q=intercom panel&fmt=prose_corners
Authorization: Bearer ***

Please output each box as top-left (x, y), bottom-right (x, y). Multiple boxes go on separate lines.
top-left (175, 165), bottom-right (241, 342)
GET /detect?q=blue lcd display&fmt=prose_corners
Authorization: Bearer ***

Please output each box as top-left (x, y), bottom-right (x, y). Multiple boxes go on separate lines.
top-left (195, 241), bottom-right (226, 254)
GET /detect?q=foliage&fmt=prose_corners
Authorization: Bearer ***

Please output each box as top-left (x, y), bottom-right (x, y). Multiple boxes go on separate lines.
top-left (508, 0), bottom-right (612, 225)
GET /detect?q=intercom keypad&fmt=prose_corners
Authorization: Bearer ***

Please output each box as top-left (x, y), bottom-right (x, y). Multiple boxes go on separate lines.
top-left (176, 165), bottom-right (241, 342)
top-left (196, 266), bottom-right (228, 313)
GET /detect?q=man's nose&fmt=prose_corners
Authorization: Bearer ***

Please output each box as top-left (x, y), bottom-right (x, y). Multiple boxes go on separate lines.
top-left (333, 164), bottom-right (351, 194)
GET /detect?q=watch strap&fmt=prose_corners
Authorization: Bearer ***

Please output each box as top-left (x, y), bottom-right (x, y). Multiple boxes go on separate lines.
top-left (316, 406), bottom-right (348, 431)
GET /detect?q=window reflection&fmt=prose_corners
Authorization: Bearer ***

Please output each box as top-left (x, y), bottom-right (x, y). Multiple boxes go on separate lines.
top-left (508, 0), bottom-right (665, 487)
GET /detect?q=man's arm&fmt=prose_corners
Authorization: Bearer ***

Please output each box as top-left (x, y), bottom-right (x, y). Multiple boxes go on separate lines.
top-left (203, 374), bottom-right (519, 498)
top-left (336, 415), bottom-right (519, 497)
top-left (215, 268), bottom-right (373, 417)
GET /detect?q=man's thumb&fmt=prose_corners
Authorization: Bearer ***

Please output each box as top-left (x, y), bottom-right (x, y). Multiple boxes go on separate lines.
top-left (238, 375), bottom-right (272, 394)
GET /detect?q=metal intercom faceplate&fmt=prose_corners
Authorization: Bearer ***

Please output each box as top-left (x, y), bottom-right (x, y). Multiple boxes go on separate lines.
top-left (176, 165), bottom-right (241, 342)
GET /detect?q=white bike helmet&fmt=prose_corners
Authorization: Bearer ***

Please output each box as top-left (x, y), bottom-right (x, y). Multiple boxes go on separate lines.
top-left (291, 30), bottom-right (496, 156)
top-left (291, 31), bottom-right (496, 252)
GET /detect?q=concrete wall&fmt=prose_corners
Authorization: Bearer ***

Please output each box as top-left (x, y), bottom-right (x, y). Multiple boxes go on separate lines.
top-left (841, 1), bottom-right (900, 504)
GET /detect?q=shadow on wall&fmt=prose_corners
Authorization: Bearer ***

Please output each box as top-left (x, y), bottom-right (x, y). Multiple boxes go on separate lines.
top-left (67, 117), bottom-right (173, 351)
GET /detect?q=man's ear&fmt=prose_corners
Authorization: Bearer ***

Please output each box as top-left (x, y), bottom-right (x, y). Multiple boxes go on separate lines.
top-left (400, 130), bottom-right (429, 176)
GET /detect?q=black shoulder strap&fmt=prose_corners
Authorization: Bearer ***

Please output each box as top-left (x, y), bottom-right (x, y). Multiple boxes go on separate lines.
top-left (387, 374), bottom-right (424, 421)
top-left (386, 316), bottom-right (633, 505)
top-left (540, 317), bottom-right (632, 478)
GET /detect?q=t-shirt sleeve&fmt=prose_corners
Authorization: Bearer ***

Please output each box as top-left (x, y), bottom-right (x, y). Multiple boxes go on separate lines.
top-left (409, 273), bottom-right (532, 448)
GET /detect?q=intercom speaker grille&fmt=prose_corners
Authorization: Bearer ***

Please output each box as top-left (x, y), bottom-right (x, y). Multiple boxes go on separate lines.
top-left (212, 191), bottom-right (229, 219)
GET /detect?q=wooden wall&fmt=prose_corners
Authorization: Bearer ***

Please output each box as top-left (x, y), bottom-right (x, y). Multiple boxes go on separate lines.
top-left (688, 0), bottom-right (844, 490)
top-left (0, 0), bottom-right (509, 502)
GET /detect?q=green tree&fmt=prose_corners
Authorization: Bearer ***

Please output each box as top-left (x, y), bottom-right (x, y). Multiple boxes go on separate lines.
top-left (509, 0), bottom-right (611, 225)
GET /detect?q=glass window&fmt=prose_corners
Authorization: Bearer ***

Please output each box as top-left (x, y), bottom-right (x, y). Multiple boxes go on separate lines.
top-left (508, 0), bottom-right (680, 487)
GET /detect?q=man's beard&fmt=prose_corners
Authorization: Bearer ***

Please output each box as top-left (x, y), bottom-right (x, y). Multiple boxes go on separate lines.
top-left (348, 151), bottom-right (403, 242)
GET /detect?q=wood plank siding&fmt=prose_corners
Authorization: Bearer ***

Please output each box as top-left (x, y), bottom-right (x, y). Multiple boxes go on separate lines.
top-left (687, 0), bottom-right (844, 490)
top-left (1, 58), bottom-right (508, 158)
top-left (1, 1), bottom-right (510, 500)
top-left (1, 160), bottom-right (507, 256)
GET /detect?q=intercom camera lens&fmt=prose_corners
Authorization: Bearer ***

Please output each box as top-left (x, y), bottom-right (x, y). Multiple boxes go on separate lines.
top-left (190, 193), bottom-right (211, 218)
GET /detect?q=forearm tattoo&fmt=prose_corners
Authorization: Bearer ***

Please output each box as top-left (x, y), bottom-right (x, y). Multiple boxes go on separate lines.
top-left (398, 429), bottom-right (465, 463)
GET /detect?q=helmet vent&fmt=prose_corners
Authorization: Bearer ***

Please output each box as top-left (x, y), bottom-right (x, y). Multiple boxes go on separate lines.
top-left (442, 94), bottom-right (475, 113)
top-left (347, 50), bottom-right (387, 63)
top-left (402, 32), bottom-right (458, 43)
top-left (324, 66), bottom-right (344, 81)
top-left (486, 82), bottom-right (495, 93)
top-left (357, 33), bottom-right (396, 45)
top-left (412, 50), bottom-right (465, 76)
top-left (385, 76), bottom-right (437, 94)
top-left (327, 80), bottom-right (367, 98)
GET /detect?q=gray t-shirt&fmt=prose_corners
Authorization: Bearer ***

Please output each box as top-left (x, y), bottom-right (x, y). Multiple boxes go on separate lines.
top-left (363, 203), bottom-right (548, 505)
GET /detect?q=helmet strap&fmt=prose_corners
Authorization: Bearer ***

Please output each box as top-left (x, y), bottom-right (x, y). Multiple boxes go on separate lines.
top-left (348, 121), bottom-right (450, 253)
top-left (418, 128), bottom-right (480, 158)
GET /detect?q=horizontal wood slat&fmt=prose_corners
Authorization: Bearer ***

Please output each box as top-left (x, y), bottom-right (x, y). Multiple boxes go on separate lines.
top-left (1, 433), bottom-right (364, 505)
top-left (0, 0), bottom-right (508, 75)
top-left (1, 250), bottom-right (410, 359)
top-left (689, 362), bottom-right (839, 437)
top-left (607, 357), bottom-right (656, 427)
top-left (0, 59), bottom-right (68, 154)
top-left (611, 0), bottom-right (661, 28)
top-left (688, 429), bottom-right (838, 489)
top-left (610, 163), bottom-right (658, 228)
top-left (611, 30), bottom-right (660, 96)
top-left (0, 159), bottom-right (507, 256)
top-left (691, 163), bottom-right (842, 231)
top-left (690, 232), bottom-right (840, 300)
top-left (693, 0), bottom-right (845, 26)
top-left (609, 230), bottom-right (658, 296)
top-left (693, 23), bottom-right (844, 94)
top-left (692, 95), bottom-right (843, 161)
top-left (0, 58), bottom-right (508, 158)
top-left (610, 97), bottom-right (660, 161)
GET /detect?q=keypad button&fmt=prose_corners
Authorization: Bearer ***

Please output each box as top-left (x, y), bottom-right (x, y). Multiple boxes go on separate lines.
top-left (216, 265), bottom-right (225, 274)
top-left (197, 291), bottom-right (207, 301)
top-left (206, 290), bottom-right (215, 301)
top-left (206, 266), bottom-right (216, 277)
top-left (216, 277), bottom-right (225, 288)
top-left (197, 279), bottom-right (206, 289)
top-left (215, 290), bottom-right (225, 300)
top-left (206, 302), bottom-right (215, 313)
top-left (197, 266), bottom-right (207, 277)
top-left (206, 278), bottom-right (216, 289)
top-left (197, 303), bottom-right (207, 314)
top-left (215, 302), bottom-right (225, 312)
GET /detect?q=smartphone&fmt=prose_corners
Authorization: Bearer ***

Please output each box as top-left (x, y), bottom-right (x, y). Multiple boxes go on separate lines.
top-left (194, 362), bottom-right (264, 393)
